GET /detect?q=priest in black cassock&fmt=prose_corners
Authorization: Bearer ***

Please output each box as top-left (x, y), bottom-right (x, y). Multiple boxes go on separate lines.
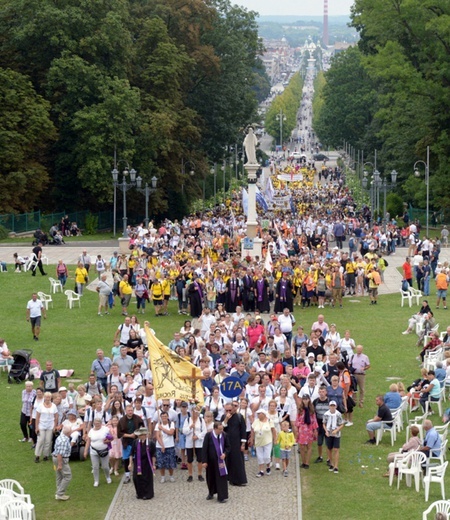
top-left (274, 270), bottom-right (294, 313)
top-left (131, 427), bottom-right (156, 500)
top-left (222, 401), bottom-right (248, 486)
top-left (202, 422), bottom-right (230, 503)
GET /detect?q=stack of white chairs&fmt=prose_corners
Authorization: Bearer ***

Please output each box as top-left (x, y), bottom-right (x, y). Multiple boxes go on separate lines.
top-left (0, 480), bottom-right (35, 520)
top-left (408, 286), bottom-right (423, 305)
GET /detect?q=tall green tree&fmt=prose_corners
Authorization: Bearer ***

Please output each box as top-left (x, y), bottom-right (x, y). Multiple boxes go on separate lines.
top-left (0, 68), bottom-right (56, 212)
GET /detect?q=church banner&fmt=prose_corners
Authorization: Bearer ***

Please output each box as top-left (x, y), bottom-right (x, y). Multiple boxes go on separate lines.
top-left (145, 326), bottom-right (204, 405)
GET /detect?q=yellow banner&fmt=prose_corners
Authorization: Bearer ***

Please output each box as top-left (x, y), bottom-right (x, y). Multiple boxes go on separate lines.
top-left (145, 326), bottom-right (204, 405)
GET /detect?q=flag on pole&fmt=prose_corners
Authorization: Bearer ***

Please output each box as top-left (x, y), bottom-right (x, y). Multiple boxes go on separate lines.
top-left (242, 188), bottom-right (248, 216)
top-left (255, 185), bottom-right (269, 212)
top-left (264, 248), bottom-right (273, 273)
top-left (274, 222), bottom-right (289, 257)
top-left (265, 177), bottom-right (275, 203)
top-left (145, 326), bottom-right (204, 405)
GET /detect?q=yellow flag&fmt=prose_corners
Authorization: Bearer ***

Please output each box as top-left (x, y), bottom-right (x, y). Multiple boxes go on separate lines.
top-left (145, 326), bottom-right (204, 405)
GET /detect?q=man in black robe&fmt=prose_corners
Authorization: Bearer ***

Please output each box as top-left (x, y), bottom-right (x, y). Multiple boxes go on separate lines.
top-left (225, 273), bottom-right (240, 313)
top-left (222, 401), bottom-right (247, 486)
top-left (241, 269), bottom-right (255, 312)
top-left (131, 428), bottom-right (156, 500)
top-left (202, 422), bottom-right (230, 503)
top-left (274, 271), bottom-right (294, 313)
top-left (188, 275), bottom-right (204, 318)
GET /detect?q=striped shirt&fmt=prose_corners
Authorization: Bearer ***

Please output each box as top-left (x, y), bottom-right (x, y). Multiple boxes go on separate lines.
top-left (52, 433), bottom-right (71, 458)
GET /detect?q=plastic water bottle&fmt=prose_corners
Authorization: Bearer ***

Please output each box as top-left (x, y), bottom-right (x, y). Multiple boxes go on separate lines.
top-left (251, 446), bottom-right (256, 457)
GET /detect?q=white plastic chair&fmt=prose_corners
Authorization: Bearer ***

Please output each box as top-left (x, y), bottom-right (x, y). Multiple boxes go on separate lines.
top-left (0, 481), bottom-right (24, 495)
top-left (409, 286), bottom-right (423, 305)
top-left (0, 489), bottom-right (35, 520)
top-left (425, 386), bottom-right (446, 417)
top-left (376, 410), bottom-right (400, 446)
top-left (435, 423), bottom-right (450, 442)
top-left (422, 500), bottom-right (450, 520)
top-left (41, 254), bottom-right (49, 266)
top-left (388, 452), bottom-right (407, 487)
top-left (49, 277), bottom-right (63, 294)
top-left (0, 499), bottom-right (34, 520)
top-left (429, 439), bottom-right (448, 466)
top-left (400, 289), bottom-right (413, 307)
top-left (65, 290), bottom-right (81, 309)
top-left (37, 292), bottom-right (53, 310)
top-left (23, 258), bottom-right (37, 273)
top-left (406, 412), bottom-right (428, 442)
top-left (424, 461), bottom-right (448, 501)
top-left (424, 349), bottom-right (444, 372)
top-left (397, 451), bottom-right (427, 492)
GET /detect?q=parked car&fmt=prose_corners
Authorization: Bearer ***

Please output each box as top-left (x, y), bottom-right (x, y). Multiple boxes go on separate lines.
top-left (313, 153), bottom-right (329, 161)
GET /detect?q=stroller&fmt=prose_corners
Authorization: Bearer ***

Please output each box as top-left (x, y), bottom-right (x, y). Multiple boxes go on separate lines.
top-left (8, 349), bottom-right (34, 383)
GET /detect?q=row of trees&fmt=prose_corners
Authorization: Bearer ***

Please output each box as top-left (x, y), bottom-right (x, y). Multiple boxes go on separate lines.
top-left (0, 0), bottom-right (270, 218)
top-left (313, 0), bottom-right (450, 218)
top-left (265, 72), bottom-right (303, 147)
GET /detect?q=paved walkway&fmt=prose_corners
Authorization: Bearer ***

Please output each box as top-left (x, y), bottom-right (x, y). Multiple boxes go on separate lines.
top-left (106, 451), bottom-right (301, 520)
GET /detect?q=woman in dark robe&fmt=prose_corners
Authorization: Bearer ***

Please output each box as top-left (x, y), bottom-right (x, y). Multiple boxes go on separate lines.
top-left (131, 427), bottom-right (156, 500)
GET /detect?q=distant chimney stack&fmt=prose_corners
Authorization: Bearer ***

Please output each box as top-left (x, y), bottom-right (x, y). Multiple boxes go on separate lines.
top-left (323, 0), bottom-right (329, 47)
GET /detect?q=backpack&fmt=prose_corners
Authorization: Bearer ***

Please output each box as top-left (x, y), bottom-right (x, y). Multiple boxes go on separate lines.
top-left (350, 374), bottom-right (358, 393)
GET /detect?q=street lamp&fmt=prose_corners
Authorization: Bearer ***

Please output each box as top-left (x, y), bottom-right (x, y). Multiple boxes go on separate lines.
top-left (112, 164), bottom-right (137, 238)
top-left (135, 176), bottom-right (158, 227)
top-left (414, 145), bottom-right (430, 236)
top-left (381, 170), bottom-right (397, 232)
top-left (276, 109), bottom-right (287, 147)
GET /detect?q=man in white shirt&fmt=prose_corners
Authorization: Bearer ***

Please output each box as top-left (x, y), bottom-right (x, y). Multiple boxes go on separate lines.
top-left (298, 374), bottom-right (320, 402)
top-left (26, 293), bottom-right (46, 341)
top-left (232, 333), bottom-right (248, 358)
top-left (198, 308), bottom-right (216, 339)
top-left (113, 317), bottom-right (134, 346)
top-left (277, 307), bottom-right (295, 344)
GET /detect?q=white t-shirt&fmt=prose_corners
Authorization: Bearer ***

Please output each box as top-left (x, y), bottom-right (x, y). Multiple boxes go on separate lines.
top-left (36, 403), bottom-right (57, 429)
top-left (88, 425), bottom-right (110, 450)
top-left (182, 417), bottom-right (206, 448)
top-left (27, 299), bottom-right (43, 318)
top-left (154, 421), bottom-right (175, 449)
top-left (277, 314), bottom-right (294, 333)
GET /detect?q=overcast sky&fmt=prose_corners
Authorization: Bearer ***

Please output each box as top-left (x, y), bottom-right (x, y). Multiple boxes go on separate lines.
top-left (235, 0), bottom-right (354, 16)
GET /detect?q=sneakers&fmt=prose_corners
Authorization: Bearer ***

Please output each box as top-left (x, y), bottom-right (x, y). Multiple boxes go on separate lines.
top-left (55, 495), bottom-right (70, 501)
top-left (114, 471), bottom-right (119, 476)
top-left (169, 476), bottom-right (175, 482)
top-left (402, 330), bottom-right (410, 335)
top-left (109, 468), bottom-right (114, 475)
top-left (314, 457), bottom-right (323, 463)
top-left (275, 463), bottom-right (280, 470)
top-left (160, 477), bottom-right (166, 483)
top-left (256, 471), bottom-right (264, 478)
top-left (329, 466), bottom-right (334, 472)
top-left (187, 476), bottom-right (193, 482)
top-left (198, 476), bottom-right (205, 482)
top-left (345, 422), bottom-right (353, 427)
top-left (124, 475), bottom-right (131, 484)
top-left (19, 438), bottom-right (28, 442)
top-left (326, 459), bottom-right (331, 467)
top-left (365, 439), bottom-right (376, 445)
top-left (333, 468), bottom-right (339, 474)
top-left (266, 467), bottom-right (271, 475)
top-left (283, 470), bottom-right (288, 477)
top-left (106, 478), bottom-right (112, 484)
top-left (93, 482), bottom-right (99, 487)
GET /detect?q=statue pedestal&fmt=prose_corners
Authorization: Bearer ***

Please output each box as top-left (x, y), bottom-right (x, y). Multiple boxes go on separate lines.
top-left (241, 237), bottom-right (263, 261)
top-left (118, 237), bottom-right (130, 254)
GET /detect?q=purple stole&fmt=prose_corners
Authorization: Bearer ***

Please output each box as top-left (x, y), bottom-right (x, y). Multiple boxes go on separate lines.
top-left (212, 433), bottom-right (228, 476)
top-left (280, 280), bottom-right (287, 301)
top-left (257, 279), bottom-right (264, 302)
top-left (136, 440), bottom-right (154, 475)
top-left (195, 281), bottom-right (203, 299)
top-left (230, 279), bottom-right (237, 301)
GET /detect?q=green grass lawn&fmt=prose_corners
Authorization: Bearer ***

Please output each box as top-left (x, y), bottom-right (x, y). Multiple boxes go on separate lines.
top-left (0, 267), bottom-right (447, 518)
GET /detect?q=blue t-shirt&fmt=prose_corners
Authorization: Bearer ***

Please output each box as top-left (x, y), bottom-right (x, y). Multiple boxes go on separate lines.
top-left (384, 392), bottom-right (402, 410)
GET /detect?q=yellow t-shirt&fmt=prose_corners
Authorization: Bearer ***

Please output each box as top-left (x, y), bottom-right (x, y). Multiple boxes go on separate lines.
top-left (75, 267), bottom-right (88, 284)
top-left (277, 430), bottom-right (295, 450)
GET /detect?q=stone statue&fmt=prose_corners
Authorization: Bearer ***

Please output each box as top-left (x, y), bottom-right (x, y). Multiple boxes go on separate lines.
top-left (243, 127), bottom-right (258, 164)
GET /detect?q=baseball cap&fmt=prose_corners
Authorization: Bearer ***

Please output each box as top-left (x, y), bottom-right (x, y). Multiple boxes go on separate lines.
top-left (59, 386), bottom-right (67, 391)
top-left (329, 401), bottom-right (337, 406)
